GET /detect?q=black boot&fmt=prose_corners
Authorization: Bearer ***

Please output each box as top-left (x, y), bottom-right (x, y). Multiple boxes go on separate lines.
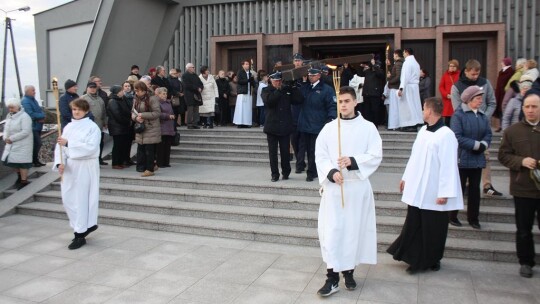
top-left (68, 232), bottom-right (86, 250)
top-left (82, 225), bottom-right (98, 238)
top-left (341, 270), bottom-right (357, 290)
top-left (317, 269), bottom-right (340, 297)
top-left (15, 172), bottom-right (21, 186)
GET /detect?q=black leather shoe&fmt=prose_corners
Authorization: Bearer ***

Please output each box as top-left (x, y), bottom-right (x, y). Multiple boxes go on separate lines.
top-left (82, 225), bottom-right (98, 238)
top-left (406, 266), bottom-right (418, 274)
top-left (449, 218), bottom-right (462, 227)
top-left (470, 222), bottom-right (481, 229)
top-left (271, 176), bottom-right (279, 182)
top-left (68, 237), bottom-right (86, 250)
top-left (295, 169), bottom-right (303, 174)
top-left (99, 160), bottom-right (108, 166)
top-left (430, 261), bottom-right (441, 271)
top-left (282, 175), bottom-right (289, 180)
top-left (306, 176), bottom-right (314, 182)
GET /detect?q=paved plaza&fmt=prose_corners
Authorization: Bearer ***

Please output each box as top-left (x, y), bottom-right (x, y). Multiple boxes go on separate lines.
top-left (0, 212), bottom-right (539, 304)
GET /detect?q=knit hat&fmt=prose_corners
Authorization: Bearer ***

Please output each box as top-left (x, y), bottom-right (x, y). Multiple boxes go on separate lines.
top-left (110, 85), bottom-right (122, 95)
top-left (502, 57), bottom-right (512, 67)
top-left (64, 79), bottom-right (77, 91)
top-left (87, 82), bottom-right (97, 88)
top-left (460, 85), bottom-right (484, 103)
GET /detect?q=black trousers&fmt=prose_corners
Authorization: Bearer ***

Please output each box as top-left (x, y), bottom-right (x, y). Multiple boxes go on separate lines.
top-left (301, 132), bottom-right (318, 178)
top-left (387, 205), bottom-right (449, 270)
top-left (136, 144), bottom-right (156, 172)
top-left (450, 168), bottom-right (482, 224)
top-left (32, 130), bottom-right (42, 163)
top-left (156, 135), bottom-right (173, 167)
top-left (291, 126), bottom-right (305, 171)
top-left (112, 135), bottom-right (132, 166)
top-left (99, 132), bottom-right (105, 162)
top-left (266, 133), bottom-right (291, 179)
top-left (514, 196), bottom-right (540, 267)
top-left (361, 96), bottom-right (384, 127)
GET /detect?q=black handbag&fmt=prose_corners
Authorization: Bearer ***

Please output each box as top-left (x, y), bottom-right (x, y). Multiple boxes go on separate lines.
top-left (172, 131), bottom-right (180, 146)
top-left (134, 122), bottom-right (145, 133)
top-left (194, 92), bottom-right (203, 106)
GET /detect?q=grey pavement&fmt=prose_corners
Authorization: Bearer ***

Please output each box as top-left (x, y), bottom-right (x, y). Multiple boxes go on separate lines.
top-left (0, 213), bottom-right (538, 304)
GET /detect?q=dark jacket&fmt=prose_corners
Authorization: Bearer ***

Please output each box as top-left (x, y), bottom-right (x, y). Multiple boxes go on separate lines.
top-left (98, 89), bottom-right (109, 108)
top-left (358, 65), bottom-right (385, 97)
top-left (152, 76), bottom-right (172, 98)
top-left (59, 91), bottom-right (79, 130)
top-left (237, 69), bottom-right (255, 95)
top-left (168, 76), bottom-right (182, 97)
top-left (450, 103), bottom-right (492, 168)
top-left (498, 120), bottom-right (540, 198)
top-left (106, 94), bottom-right (132, 136)
top-left (261, 84), bottom-right (303, 136)
top-left (21, 95), bottom-right (45, 132)
top-left (298, 81), bottom-right (337, 134)
top-left (182, 72), bottom-right (204, 107)
top-left (495, 67), bottom-right (514, 116)
top-left (340, 67), bottom-right (354, 88)
top-left (419, 76), bottom-right (432, 102)
top-left (216, 77), bottom-right (231, 99)
top-left (159, 99), bottom-right (175, 136)
top-left (387, 58), bottom-right (403, 89)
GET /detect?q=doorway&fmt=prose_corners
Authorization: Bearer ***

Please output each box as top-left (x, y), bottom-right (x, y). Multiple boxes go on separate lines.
top-left (228, 48), bottom-right (257, 73)
top-left (450, 41), bottom-right (487, 77)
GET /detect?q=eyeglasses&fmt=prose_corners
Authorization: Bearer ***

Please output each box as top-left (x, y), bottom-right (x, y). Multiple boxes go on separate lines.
top-left (449, 65), bottom-right (456, 68)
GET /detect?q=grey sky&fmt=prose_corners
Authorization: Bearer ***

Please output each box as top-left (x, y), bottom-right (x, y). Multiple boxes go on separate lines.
top-left (1, 0), bottom-right (71, 104)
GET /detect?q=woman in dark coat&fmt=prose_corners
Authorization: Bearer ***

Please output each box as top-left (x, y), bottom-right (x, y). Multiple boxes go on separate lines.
top-left (107, 85), bottom-right (133, 169)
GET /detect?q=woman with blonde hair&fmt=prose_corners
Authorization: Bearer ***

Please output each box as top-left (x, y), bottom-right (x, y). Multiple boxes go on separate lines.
top-left (2, 98), bottom-right (33, 189)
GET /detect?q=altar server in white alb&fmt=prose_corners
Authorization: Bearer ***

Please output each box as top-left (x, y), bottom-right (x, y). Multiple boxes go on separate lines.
top-left (53, 98), bottom-right (101, 250)
top-left (387, 97), bottom-right (463, 273)
top-left (315, 86), bottom-right (382, 297)
top-left (397, 48), bottom-right (424, 132)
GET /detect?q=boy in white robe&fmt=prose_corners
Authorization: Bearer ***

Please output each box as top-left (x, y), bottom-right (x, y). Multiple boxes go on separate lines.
top-left (387, 97), bottom-right (463, 273)
top-left (53, 98), bottom-right (101, 250)
top-left (315, 86), bottom-right (382, 297)
top-left (397, 48), bottom-right (424, 131)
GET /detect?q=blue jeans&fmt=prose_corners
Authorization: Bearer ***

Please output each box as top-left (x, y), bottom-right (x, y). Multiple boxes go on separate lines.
top-left (32, 130), bottom-right (42, 163)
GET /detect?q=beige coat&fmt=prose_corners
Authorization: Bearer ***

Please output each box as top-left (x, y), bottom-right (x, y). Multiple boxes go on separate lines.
top-left (132, 95), bottom-right (161, 145)
top-left (199, 74), bottom-right (218, 114)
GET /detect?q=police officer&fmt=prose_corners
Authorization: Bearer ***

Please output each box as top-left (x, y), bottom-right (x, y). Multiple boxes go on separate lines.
top-left (291, 53), bottom-right (307, 174)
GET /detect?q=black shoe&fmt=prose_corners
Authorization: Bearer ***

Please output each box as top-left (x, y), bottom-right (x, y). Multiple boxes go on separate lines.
top-left (68, 237), bottom-right (86, 250)
top-left (208, 124), bottom-right (214, 129)
top-left (136, 168), bottom-right (145, 173)
top-left (271, 176), bottom-right (279, 182)
top-left (430, 261), bottom-right (441, 271)
top-left (124, 160), bottom-right (136, 167)
top-left (295, 169), bottom-right (303, 174)
top-left (33, 162), bottom-right (45, 167)
top-left (82, 225), bottom-right (98, 238)
top-left (188, 126), bottom-right (200, 129)
top-left (317, 278), bottom-right (339, 297)
top-left (520, 265), bottom-right (533, 278)
top-left (342, 271), bottom-right (357, 290)
top-left (16, 181), bottom-right (30, 190)
top-left (470, 222), bottom-right (481, 229)
top-left (449, 218), bottom-right (462, 227)
top-left (406, 266), bottom-right (418, 274)
top-left (99, 160), bottom-right (108, 166)
top-left (483, 184), bottom-right (503, 196)
top-left (282, 175), bottom-right (289, 180)
top-left (306, 176), bottom-right (314, 182)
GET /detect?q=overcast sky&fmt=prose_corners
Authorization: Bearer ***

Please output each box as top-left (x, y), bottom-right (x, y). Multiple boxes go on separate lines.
top-left (1, 0), bottom-right (71, 103)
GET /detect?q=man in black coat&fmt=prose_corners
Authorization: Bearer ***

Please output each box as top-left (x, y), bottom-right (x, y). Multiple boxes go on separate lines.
top-left (262, 72), bottom-right (304, 182)
top-left (182, 63), bottom-right (204, 129)
top-left (151, 66), bottom-right (172, 98)
top-left (357, 60), bottom-right (385, 127)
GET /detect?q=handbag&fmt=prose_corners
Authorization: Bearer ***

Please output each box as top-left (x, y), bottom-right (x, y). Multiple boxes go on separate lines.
top-left (531, 166), bottom-right (540, 190)
top-left (214, 98), bottom-right (221, 114)
top-left (172, 131), bottom-right (180, 146)
top-left (194, 92), bottom-right (203, 106)
top-left (134, 122), bottom-right (145, 133)
top-left (171, 96), bottom-right (180, 107)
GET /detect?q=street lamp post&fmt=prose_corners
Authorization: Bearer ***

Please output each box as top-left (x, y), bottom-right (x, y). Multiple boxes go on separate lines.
top-left (0, 6), bottom-right (30, 120)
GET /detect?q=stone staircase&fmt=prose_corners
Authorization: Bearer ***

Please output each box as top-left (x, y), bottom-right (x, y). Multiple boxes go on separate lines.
top-left (10, 127), bottom-right (539, 264)
top-left (173, 128), bottom-right (508, 175)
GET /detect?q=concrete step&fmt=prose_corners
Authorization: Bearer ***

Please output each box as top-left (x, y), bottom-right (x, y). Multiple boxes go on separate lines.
top-left (33, 190), bottom-right (538, 243)
top-left (97, 172), bottom-right (514, 207)
top-left (167, 154), bottom-right (509, 176)
top-left (16, 202), bottom-right (539, 263)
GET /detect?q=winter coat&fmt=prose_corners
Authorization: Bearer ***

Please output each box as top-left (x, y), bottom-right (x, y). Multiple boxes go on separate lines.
top-left (151, 76), bottom-right (172, 98)
top-left (498, 120), bottom-right (540, 199)
top-left (501, 94), bottom-right (523, 130)
top-left (438, 70), bottom-right (459, 117)
top-left (1, 109), bottom-right (33, 164)
top-left (131, 93), bottom-right (161, 145)
top-left (21, 95), bottom-right (45, 132)
top-left (419, 76), bottom-right (431, 102)
top-left (450, 103), bottom-right (492, 169)
top-left (182, 72), bottom-right (204, 107)
top-left (451, 70), bottom-right (496, 119)
top-left (261, 84), bottom-right (304, 136)
top-left (159, 99), bottom-right (175, 136)
top-left (106, 95), bottom-right (132, 136)
top-left (523, 68), bottom-right (539, 81)
top-left (82, 93), bottom-right (107, 129)
top-left (298, 81), bottom-right (337, 134)
top-left (505, 67), bottom-right (524, 91)
top-left (495, 67), bottom-right (514, 117)
top-left (98, 89), bottom-right (110, 108)
top-left (216, 77), bottom-right (231, 99)
top-left (199, 74), bottom-right (218, 114)
top-left (59, 91), bottom-right (79, 130)
top-left (237, 69), bottom-right (255, 95)
top-left (387, 58), bottom-right (403, 89)
top-left (358, 66), bottom-right (385, 97)
top-left (229, 81), bottom-right (238, 107)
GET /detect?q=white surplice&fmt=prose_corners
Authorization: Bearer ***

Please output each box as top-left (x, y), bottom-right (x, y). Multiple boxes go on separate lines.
top-left (398, 55), bottom-right (424, 128)
top-left (315, 113), bottom-right (383, 271)
top-left (401, 125), bottom-right (464, 211)
top-left (387, 88), bottom-right (400, 129)
top-left (53, 117), bottom-right (101, 233)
